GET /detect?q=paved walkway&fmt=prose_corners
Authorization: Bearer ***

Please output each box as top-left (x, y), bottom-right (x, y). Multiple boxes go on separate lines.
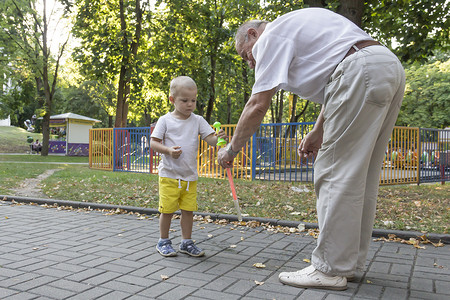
top-left (0, 200), bottom-right (448, 300)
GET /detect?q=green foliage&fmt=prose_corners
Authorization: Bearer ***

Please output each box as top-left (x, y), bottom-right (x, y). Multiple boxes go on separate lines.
top-left (397, 57), bottom-right (450, 128)
top-left (363, 0), bottom-right (450, 63)
top-left (2, 0), bottom-right (449, 130)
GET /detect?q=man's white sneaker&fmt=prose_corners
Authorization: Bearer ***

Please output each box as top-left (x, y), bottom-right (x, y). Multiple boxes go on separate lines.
top-left (279, 265), bottom-right (347, 291)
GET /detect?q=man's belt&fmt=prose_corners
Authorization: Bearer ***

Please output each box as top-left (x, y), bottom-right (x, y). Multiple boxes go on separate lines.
top-left (344, 40), bottom-right (381, 58)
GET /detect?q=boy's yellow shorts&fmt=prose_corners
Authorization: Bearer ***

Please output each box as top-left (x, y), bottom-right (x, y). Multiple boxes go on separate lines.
top-left (158, 177), bottom-right (198, 214)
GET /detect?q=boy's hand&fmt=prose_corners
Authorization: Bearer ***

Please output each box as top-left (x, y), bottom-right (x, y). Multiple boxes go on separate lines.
top-left (216, 129), bottom-right (228, 142)
top-left (169, 146), bottom-right (182, 159)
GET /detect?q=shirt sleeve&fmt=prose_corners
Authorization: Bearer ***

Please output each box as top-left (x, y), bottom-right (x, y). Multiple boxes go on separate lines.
top-left (198, 116), bottom-right (215, 140)
top-left (150, 116), bottom-right (166, 140)
top-left (251, 34), bottom-right (295, 95)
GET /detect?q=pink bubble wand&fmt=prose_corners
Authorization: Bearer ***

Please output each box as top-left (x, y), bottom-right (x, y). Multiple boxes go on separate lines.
top-left (213, 121), bottom-right (242, 221)
top-left (226, 168), bottom-right (242, 222)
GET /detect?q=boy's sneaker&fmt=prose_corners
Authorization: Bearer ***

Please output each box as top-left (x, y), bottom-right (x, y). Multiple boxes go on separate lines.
top-left (156, 239), bottom-right (177, 257)
top-left (179, 240), bottom-right (205, 257)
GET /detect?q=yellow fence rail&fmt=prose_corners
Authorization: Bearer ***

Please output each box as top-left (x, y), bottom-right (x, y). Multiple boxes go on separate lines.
top-left (198, 124), bottom-right (251, 180)
top-left (89, 128), bottom-right (113, 171)
top-left (380, 126), bottom-right (420, 185)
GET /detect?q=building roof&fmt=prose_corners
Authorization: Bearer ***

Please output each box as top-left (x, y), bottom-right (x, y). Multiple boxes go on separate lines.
top-left (48, 113), bottom-right (101, 123)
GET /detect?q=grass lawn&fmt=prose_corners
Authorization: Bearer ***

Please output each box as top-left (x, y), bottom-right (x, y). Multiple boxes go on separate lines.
top-left (0, 126), bottom-right (44, 153)
top-left (1, 154), bottom-right (448, 234)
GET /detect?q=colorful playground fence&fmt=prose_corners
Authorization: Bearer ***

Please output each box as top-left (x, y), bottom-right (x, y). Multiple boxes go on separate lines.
top-left (89, 124), bottom-right (449, 185)
top-left (89, 128), bottom-right (113, 170)
top-left (418, 128), bottom-right (450, 184)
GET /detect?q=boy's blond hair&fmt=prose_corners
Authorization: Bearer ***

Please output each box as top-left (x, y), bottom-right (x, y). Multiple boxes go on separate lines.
top-left (170, 76), bottom-right (197, 97)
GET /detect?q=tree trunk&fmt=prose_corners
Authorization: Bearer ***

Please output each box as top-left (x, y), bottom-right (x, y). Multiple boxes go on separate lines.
top-left (304, 0), bottom-right (327, 8)
top-left (289, 94), bottom-right (298, 123)
top-left (304, 0), bottom-right (363, 27)
top-left (242, 61), bottom-right (250, 104)
top-left (41, 0), bottom-right (50, 156)
top-left (336, 0), bottom-right (364, 27)
top-left (205, 54), bottom-right (216, 123)
top-left (227, 94), bottom-right (231, 124)
top-left (114, 0), bottom-right (143, 128)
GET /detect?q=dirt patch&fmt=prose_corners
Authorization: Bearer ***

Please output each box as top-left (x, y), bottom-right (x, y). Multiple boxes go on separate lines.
top-left (11, 169), bottom-right (60, 198)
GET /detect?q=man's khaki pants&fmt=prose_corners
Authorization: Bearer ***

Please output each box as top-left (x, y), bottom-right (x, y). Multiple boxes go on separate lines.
top-left (311, 46), bottom-right (406, 276)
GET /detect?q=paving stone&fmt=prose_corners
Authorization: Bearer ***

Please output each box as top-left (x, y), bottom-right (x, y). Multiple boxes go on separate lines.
top-left (48, 279), bottom-right (92, 293)
top-left (95, 290), bottom-right (130, 300)
top-left (9, 275), bottom-right (58, 292)
top-left (202, 276), bottom-right (237, 291)
top-left (409, 290), bottom-right (449, 300)
top-left (137, 281), bottom-right (179, 298)
top-left (83, 271), bottom-right (122, 285)
top-left (410, 277), bottom-right (434, 292)
top-left (381, 286), bottom-right (408, 299)
top-left (0, 202), bottom-right (448, 300)
top-left (0, 287), bottom-right (18, 298)
top-left (64, 286), bottom-right (113, 300)
top-left (191, 288), bottom-right (241, 300)
top-left (27, 285), bottom-right (76, 299)
top-left (155, 285), bottom-right (197, 300)
top-left (3, 291), bottom-right (39, 300)
top-left (355, 283), bottom-right (384, 299)
top-left (65, 268), bottom-right (106, 282)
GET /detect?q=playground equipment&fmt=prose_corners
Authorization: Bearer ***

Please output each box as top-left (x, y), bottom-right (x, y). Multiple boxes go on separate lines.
top-left (24, 119), bottom-right (34, 132)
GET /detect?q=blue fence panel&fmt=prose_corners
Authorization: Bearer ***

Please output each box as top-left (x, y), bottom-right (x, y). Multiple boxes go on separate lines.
top-left (252, 122), bottom-right (315, 182)
top-left (113, 127), bottom-right (155, 173)
top-left (419, 128), bottom-right (450, 184)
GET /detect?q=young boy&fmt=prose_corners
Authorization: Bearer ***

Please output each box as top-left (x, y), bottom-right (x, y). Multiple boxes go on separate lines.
top-left (150, 76), bottom-right (227, 257)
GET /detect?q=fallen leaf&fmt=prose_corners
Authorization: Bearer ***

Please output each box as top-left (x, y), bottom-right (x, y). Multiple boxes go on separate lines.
top-left (366, 280), bottom-right (372, 284)
top-left (254, 280), bottom-right (264, 286)
top-left (253, 263), bottom-right (266, 268)
top-left (208, 234), bottom-right (213, 238)
top-left (303, 258), bottom-right (310, 263)
top-left (297, 224), bottom-right (306, 232)
top-left (161, 275), bottom-right (169, 281)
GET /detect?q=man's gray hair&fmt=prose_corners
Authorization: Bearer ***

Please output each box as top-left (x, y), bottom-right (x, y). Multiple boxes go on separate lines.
top-left (235, 20), bottom-right (269, 47)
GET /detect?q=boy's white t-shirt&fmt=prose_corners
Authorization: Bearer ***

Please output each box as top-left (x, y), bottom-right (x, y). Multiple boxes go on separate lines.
top-left (251, 8), bottom-right (373, 104)
top-left (151, 112), bottom-right (215, 181)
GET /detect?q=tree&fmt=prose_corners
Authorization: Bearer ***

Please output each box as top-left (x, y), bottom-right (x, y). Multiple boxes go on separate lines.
top-left (302, 0), bottom-right (450, 63)
top-left (72, 0), bottom-right (149, 128)
top-left (0, 0), bottom-right (70, 155)
top-left (364, 0), bottom-right (449, 63)
top-left (397, 57), bottom-right (450, 128)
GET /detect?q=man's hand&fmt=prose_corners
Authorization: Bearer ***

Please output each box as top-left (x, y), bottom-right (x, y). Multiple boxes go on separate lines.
top-left (217, 148), bottom-right (234, 168)
top-left (298, 130), bottom-right (323, 159)
top-left (169, 146), bottom-right (182, 159)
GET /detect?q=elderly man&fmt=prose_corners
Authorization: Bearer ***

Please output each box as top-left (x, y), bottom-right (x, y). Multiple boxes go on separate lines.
top-left (217, 8), bottom-right (405, 290)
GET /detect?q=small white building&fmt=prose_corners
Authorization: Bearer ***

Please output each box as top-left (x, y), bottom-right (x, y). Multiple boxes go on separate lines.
top-left (47, 113), bottom-right (101, 156)
top-left (0, 115), bottom-right (10, 126)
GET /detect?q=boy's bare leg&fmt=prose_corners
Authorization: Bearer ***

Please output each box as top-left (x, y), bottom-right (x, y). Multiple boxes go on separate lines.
top-left (159, 213), bottom-right (173, 239)
top-left (180, 210), bottom-right (193, 239)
